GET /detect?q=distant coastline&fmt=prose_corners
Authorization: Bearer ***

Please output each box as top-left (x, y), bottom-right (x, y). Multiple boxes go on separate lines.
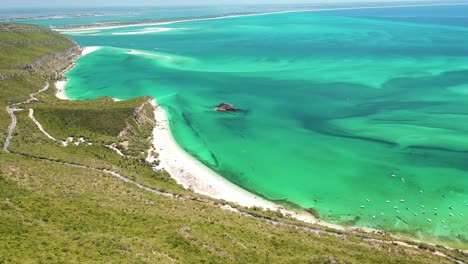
top-left (52, 2), bottom-right (468, 32)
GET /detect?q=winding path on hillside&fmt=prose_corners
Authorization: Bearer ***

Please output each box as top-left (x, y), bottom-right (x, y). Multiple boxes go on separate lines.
top-left (4, 82), bottom-right (50, 153)
top-left (28, 108), bottom-right (69, 146)
top-left (11, 82), bottom-right (50, 107)
top-left (4, 107), bottom-right (18, 153)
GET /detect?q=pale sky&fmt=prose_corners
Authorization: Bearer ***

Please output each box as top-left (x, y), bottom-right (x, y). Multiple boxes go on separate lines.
top-left (1, 0), bottom-right (446, 8)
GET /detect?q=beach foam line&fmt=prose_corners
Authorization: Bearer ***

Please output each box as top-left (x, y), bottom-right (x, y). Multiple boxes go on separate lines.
top-left (112, 27), bottom-right (174, 35)
top-left (149, 99), bottom-right (328, 225)
top-left (56, 2), bottom-right (468, 33)
top-left (126, 49), bottom-right (173, 60)
top-left (82, 46), bottom-right (101, 56)
top-left (55, 46), bottom-right (102, 100)
top-left (62, 30), bottom-right (100, 35)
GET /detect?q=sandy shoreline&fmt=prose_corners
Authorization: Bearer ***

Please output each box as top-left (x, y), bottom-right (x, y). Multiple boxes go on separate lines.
top-left (149, 99), bottom-right (329, 225)
top-left (54, 80), bottom-right (70, 100)
top-left (54, 46), bottom-right (101, 100)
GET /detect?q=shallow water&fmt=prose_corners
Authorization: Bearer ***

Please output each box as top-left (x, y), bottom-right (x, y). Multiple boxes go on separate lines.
top-left (60, 6), bottom-right (468, 246)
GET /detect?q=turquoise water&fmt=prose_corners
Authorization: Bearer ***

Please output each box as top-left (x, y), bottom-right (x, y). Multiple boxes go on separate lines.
top-left (59, 7), bottom-right (468, 246)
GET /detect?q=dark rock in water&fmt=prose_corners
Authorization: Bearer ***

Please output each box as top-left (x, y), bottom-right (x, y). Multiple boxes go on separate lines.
top-left (215, 102), bottom-right (239, 112)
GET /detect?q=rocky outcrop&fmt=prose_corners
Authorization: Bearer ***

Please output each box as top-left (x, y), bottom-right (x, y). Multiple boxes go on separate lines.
top-left (117, 97), bottom-right (156, 160)
top-left (215, 102), bottom-right (239, 112)
top-left (0, 73), bottom-right (21, 80)
top-left (1, 45), bottom-right (82, 81)
top-left (117, 98), bottom-right (156, 138)
top-left (19, 46), bottom-right (82, 73)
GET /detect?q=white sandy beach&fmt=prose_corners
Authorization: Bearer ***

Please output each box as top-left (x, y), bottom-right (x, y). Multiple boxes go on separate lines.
top-left (54, 46), bottom-right (101, 100)
top-left (112, 27), bottom-right (174, 35)
top-left (54, 80), bottom-right (69, 100)
top-left (81, 46), bottom-right (101, 56)
top-left (149, 99), bottom-right (325, 225)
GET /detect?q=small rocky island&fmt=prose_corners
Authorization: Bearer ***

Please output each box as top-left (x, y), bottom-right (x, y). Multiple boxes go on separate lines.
top-left (215, 102), bottom-right (239, 112)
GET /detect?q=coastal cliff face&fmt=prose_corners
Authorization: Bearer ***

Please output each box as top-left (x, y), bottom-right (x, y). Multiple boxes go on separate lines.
top-left (19, 45), bottom-right (82, 79)
top-left (117, 97), bottom-right (157, 159)
top-left (0, 73), bottom-right (21, 80)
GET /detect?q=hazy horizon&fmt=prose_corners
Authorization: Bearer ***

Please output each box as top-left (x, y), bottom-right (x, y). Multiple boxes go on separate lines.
top-left (2, 0), bottom-right (467, 9)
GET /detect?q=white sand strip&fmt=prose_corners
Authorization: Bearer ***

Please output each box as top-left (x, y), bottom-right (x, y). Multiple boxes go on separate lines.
top-left (55, 46), bottom-right (101, 100)
top-left (112, 27), bottom-right (174, 35)
top-left (82, 46), bottom-right (101, 56)
top-left (55, 80), bottom-right (70, 100)
top-left (150, 99), bottom-right (324, 225)
top-left (127, 49), bottom-right (173, 60)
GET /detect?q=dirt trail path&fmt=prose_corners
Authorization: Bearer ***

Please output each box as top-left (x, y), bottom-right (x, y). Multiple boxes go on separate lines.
top-left (4, 82), bottom-right (50, 153)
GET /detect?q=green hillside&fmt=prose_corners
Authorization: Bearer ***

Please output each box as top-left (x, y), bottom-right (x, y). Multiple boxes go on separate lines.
top-left (0, 23), bottom-right (465, 263)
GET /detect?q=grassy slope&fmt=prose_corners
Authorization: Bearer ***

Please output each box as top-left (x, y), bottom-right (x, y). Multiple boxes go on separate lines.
top-left (0, 23), bottom-right (73, 70)
top-left (0, 23), bottom-right (465, 263)
top-left (0, 155), bottom-right (454, 264)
